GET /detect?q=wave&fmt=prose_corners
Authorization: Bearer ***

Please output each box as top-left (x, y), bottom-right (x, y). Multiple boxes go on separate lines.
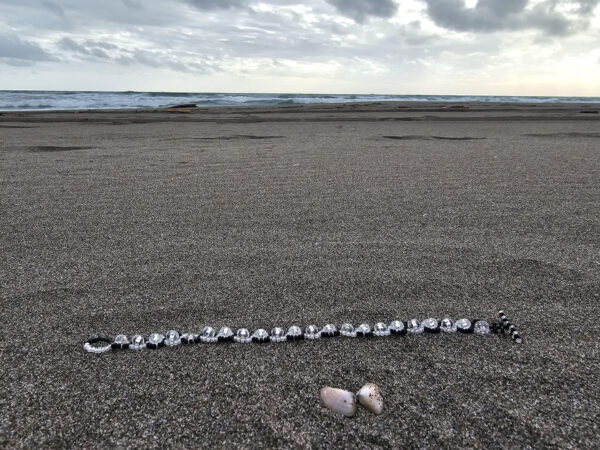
top-left (1, 90), bottom-right (599, 111)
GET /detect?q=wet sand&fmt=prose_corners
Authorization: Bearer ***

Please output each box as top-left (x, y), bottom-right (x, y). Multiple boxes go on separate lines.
top-left (1, 102), bottom-right (599, 447)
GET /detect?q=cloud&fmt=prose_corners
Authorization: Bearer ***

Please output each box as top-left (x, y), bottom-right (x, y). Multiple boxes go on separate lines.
top-left (58, 37), bottom-right (109, 58)
top-left (41, 1), bottom-right (66, 17)
top-left (0, 34), bottom-right (53, 64)
top-left (326, 0), bottom-right (398, 23)
top-left (185, 0), bottom-right (245, 10)
top-left (422, 0), bottom-right (599, 35)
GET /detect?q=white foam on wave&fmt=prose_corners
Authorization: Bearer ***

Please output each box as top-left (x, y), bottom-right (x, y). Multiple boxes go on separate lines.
top-left (0, 90), bottom-right (599, 111)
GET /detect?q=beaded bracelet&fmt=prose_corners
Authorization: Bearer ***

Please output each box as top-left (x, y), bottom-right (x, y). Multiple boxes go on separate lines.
top-left (84, 310), bottom-right (522, 353)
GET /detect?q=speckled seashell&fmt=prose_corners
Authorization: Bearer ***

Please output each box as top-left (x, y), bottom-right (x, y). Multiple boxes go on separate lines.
top-left (319, 387), bottom-right (357, 417)
top-left (356, 383), bottom-right (383, 415)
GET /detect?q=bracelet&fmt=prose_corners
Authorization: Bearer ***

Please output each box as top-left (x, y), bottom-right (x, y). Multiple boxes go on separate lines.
top-left (83, 310), bottom-right (522, 353)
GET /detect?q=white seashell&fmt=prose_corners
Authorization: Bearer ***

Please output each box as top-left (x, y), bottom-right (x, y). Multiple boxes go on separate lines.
top-left (356, 383), bottom-right (383, 415)
top-left (319, 387), bottom-right (357, 417)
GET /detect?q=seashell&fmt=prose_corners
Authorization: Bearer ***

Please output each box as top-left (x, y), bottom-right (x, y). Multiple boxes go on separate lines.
top-left (319, 387), bottom-right (357, 417)
top-left (356, 383), bottom-right (383, 415)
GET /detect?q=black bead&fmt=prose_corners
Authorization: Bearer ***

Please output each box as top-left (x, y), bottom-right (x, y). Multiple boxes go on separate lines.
top-left (457, 321), bottom-right (474, 333)
top-left (424, 321), bottom-right (441, 333)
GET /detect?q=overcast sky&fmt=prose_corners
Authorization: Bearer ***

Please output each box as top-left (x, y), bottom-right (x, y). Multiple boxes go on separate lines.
top-left (1, 0), bottom-right (599, 95)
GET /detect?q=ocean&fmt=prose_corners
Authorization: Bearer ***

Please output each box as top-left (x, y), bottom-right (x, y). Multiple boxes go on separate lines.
top-left (1, 90), bottom-right (599, 111)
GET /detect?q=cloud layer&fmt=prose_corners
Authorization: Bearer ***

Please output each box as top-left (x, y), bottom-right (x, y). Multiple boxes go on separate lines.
top-left (0, 0), bottom-right (598, 94)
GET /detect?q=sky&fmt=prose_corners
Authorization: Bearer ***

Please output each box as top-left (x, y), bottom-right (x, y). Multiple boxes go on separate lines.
top-left (0, 0), bottom-right (599, 96)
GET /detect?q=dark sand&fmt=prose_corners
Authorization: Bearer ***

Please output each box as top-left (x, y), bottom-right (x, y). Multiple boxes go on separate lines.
top-left (1, 102), bottom-right (599, 448)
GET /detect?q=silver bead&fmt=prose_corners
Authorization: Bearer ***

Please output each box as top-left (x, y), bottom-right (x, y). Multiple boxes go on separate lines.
top-left (286, 325), bottom-right (303, 340)
top-left (114, 334), bottom-right (129, 344)
top-left (356, 323), bottom-right (372, 336)
top-left (234, 328), bottom-right (252, 343)
top-left (200, 326), bottom-right (218, 343)
top-left (147, 333), bottom-right (165, 349)
top-left (423, 318), bottom-right (439, 332)
top-left (373, 322), bottom-right (390, 337)
top-left (252, 328), bottom-right (269, 343)
top-left (388, 320), bottom-right (405, 334)
top-left (407, 319), bottom-right (423, 334)
top-left (270, 327), bottom-right (286, 342)
top-left (164, 330), bottom-right (181, 346)
top-left (474, 320), bottom-right (490, 335)
top-left (112, 334), bottom-right (130, 349)
top-left (216, 327), bottom-right (234, 342)
top-left (456, 318), bottom-right (472, 332)
top-left (130, 334), bottom-right (146, 350)
top-left (321, 324), bottom-right (337, 337)
top-left (340, 323), bottom-right (356, 337)
top-left (440, 318), bottom-right (457, 333)
top-left (305, 325), bottom-right (321, 340)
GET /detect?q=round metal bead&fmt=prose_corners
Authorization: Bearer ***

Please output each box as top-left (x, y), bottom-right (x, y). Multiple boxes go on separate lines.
top-left (216, 327), bottom-right (234, 342)
top-left (423, 318), bottom-right (440, 333)
top-left (407, 319), bottom-right (424, 334)
top-left (234, 328), bottom-right (252, 343)
top-left (305, 325), bottom-right (321, 340)
top-left (373, 322), bottom-right (390, 337)
top-left (456, 318), bottom-right (473, 333)
top-left (270, 327), bottom-right (287, 342)
top-left (356, 323), bottom-right (372, 337)
top-left (130, 334), bottom-right (146, 350)
top-left (440, 318), bottom-right (457, 333)
top-left (164, 330), bottom-right (181, 346)
top-left (286, 325), bottom-right (304, 341)
top-left (340, 323), bottom-right (356, 337)
top-left (200, 326), bottom-right (218, 343)
top-left (388, 320), bottom-right (406, 335)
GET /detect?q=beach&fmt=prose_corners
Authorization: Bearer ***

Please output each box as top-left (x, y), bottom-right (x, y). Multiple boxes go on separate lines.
top-left (1, 102), bottom-right (599, 447)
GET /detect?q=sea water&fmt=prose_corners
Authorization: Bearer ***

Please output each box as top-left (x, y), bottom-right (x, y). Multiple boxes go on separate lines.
top-left (1, 90), bottom-right (599, 111)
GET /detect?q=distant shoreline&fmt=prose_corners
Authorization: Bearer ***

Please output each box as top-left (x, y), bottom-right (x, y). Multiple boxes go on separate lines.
top-left (1, 101), bottom-right (599, 124)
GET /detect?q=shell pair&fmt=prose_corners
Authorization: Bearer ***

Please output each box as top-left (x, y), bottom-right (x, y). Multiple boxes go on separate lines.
top-left (319, 383), bottom-right (383, 417)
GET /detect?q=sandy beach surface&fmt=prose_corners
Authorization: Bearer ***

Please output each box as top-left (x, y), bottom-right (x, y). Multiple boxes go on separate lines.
top-left (1, 102), bottom-right (599, 448)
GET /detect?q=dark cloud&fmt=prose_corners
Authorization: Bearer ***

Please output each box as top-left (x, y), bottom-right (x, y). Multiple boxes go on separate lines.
top-left (0, 34), bottom-right (52, 63)
top-left (326, 0), bottom-right (398, 23)
top-left (423, 0), bottom-right (599, 35)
